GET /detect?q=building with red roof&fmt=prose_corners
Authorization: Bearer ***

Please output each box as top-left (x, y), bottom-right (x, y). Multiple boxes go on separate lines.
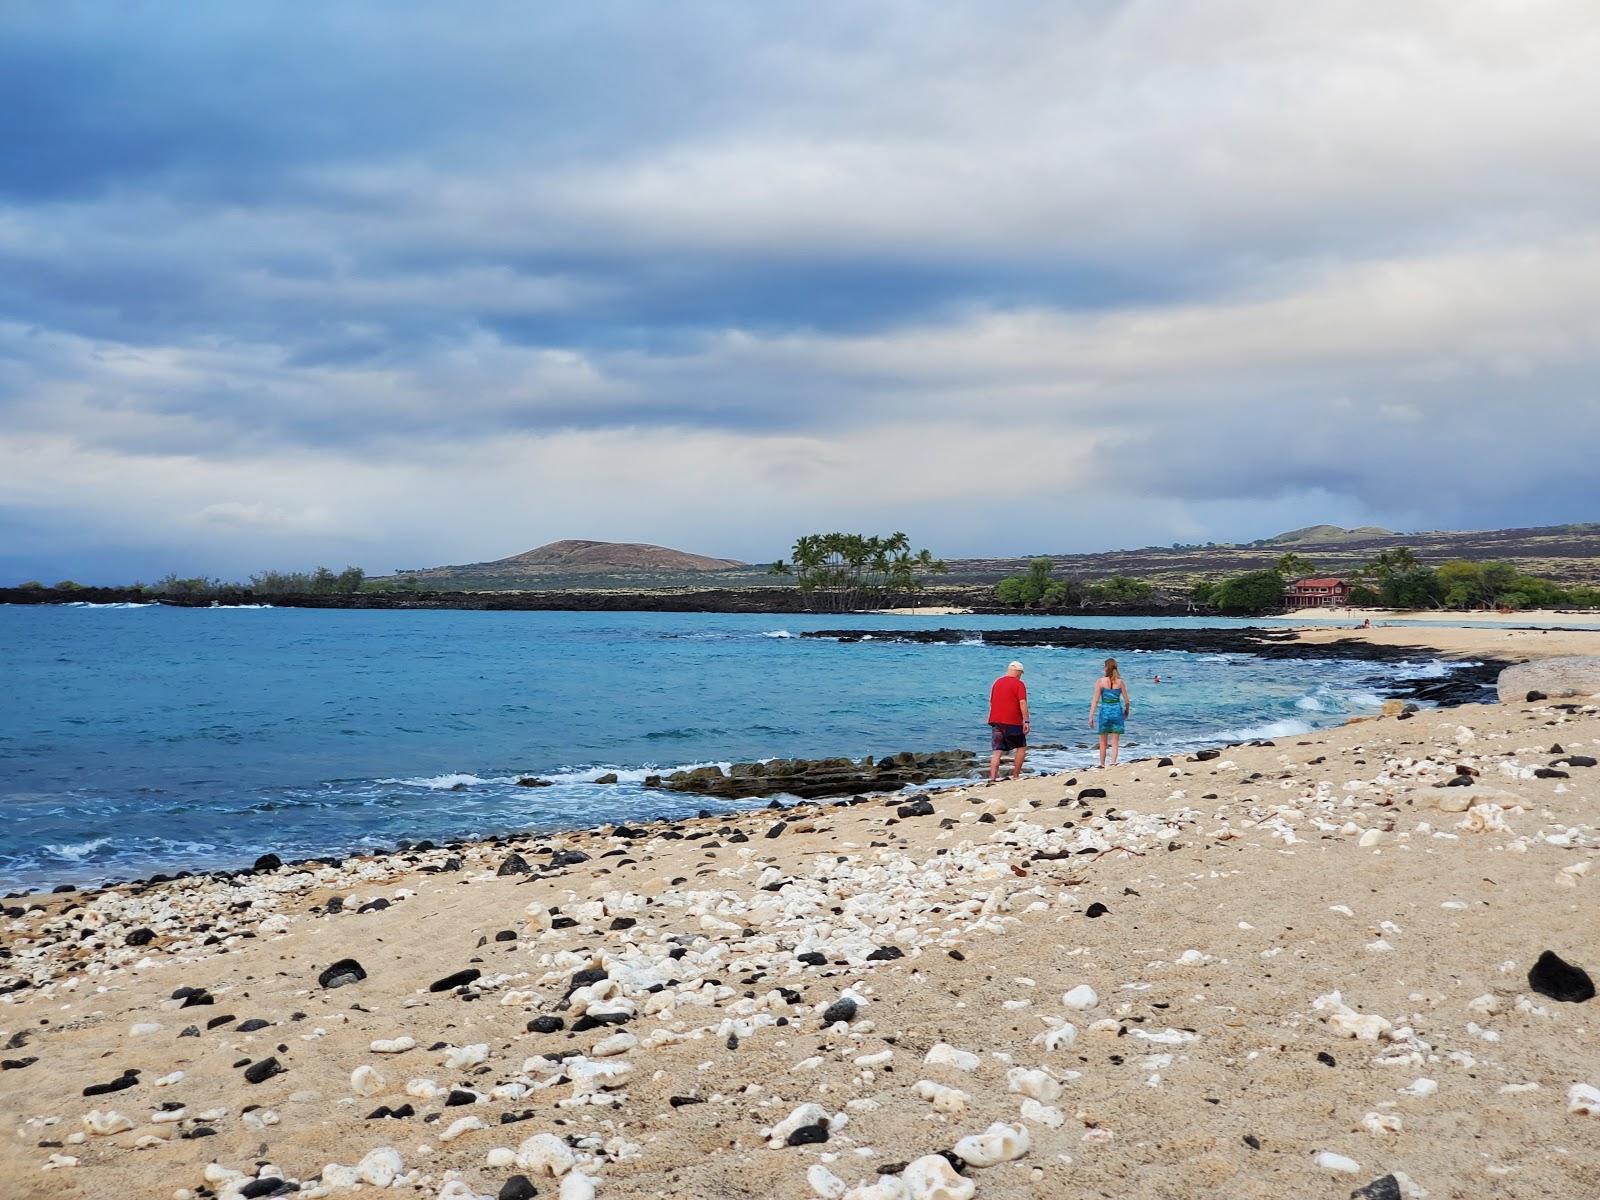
top-left (1284, 577), bottom-right (1351, 608)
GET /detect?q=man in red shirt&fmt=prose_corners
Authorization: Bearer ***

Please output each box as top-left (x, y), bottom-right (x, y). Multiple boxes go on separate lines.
top-left (987, 660), bottom-right (1030, 783)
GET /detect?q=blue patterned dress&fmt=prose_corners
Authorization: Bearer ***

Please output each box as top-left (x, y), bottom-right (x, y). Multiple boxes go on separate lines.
top-left (1096, 684), bottom-right (1126, 735)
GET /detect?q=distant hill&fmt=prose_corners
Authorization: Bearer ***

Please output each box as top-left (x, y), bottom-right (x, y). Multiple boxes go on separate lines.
top-left (935, 522), bottom-right (1600, 590)
top-left (379, 540), bottom-right (748, 590)
top-left (1261, 524), bottom-right (1395, 546)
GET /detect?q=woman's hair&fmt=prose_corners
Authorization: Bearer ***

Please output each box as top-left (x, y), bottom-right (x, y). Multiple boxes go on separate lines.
top-left (1103, 657), bottom-right (1120, 683)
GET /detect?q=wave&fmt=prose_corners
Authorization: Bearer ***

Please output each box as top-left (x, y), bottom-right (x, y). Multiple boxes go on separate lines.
top-left (379, 773), bottom-right (488, 790)
top-left (1206, 717), bottom-right (1315, 743)
top-left (206, 603), bottom-right (271, 609)
top-left (41, 837), bottom-right (114, 861)
top-left (64, 601), bottom-right (158, 609)
top-left (763, 630), bottom-right (795, 638)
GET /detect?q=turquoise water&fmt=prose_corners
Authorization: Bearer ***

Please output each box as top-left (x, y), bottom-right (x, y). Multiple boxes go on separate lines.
top-left (0, 605), bottom-right (1463, 890)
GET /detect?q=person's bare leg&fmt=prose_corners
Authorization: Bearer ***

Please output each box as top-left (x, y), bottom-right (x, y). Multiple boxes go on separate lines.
top-left (1097, 734), bottom-right (1107, 768)
top-left (1108, 733), bottom-right (1120, 766)
top-left (988, 749), bottom-right (1002, 783)
top-left (1011, 747), bottom-right (1026, 779)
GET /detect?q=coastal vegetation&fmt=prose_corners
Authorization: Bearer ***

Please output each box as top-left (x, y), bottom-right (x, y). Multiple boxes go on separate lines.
top-left (993, 562), bottom-right (1157, 607)
top-left (769, 531), bottom-right (946, 610)
top-left (1198, 548), bottom-right (1600, 614)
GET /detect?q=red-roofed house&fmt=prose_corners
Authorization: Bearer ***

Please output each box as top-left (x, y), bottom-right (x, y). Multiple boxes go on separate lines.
top-left (1285, 577), bottom-right (1351, 608)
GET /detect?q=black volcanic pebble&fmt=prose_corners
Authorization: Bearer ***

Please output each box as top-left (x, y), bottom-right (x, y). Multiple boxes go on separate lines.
top-left (1157, 757), bottom-right (1173, 767)
top-left (896, 798), bottom-right (935, 818)
top-left (1526, 690), bottom-right (1548, 702)
top-left (357, 898), bottom-right (390, 913)
top-left (83, 1070), bottom-right (139, 1096)
top-left (1445, 775), bottom-right (1474, 788)
top-left (1192, 749), bottom-right (1221, 761)
top-left (527, 1015), bottom-right (564, 1034)
top-left (1556, 754), bottom-right (1597, 768)
top-left (243, 1057), bottom-right (284, 1084)
top-left (866, 945), bottom-right (904, 961)
top-left (430, 968), bottom-right (482, 992)
top-left (1, 1056), bottom-right (38, 1070)
top-left (318, 958), bottom-right (367, 989)
top-left (566, 968), bottom-right (608, 994)
top-left (1242, 1134), bottom-right (1260, 1150)
top-left (178, 1025), bottom-right (200, 1037)
top-left (494, 929), bottom-right (518, 942)
top-left (797, 952), bottom-right (827, 967)
top-left (1351, 1175), bottom-right (1402, 1200)
top-left (1085, 902), bottom-right (1109, 919)
top-left (765, 822), bottom-right (788, 839)
top-left (124, 927), bottom-right (156, 946)
top-left (786, 1121), bottom-right (830, 1146)
top-left (669, 1095), bottom-right (704, 1107)
top-left (1077, 787), bottom-right (1107, 800)
top-left (498, 1176), bottom-right (539, 1200)
top-left (445, 1089), bottom-right (478, 1107)
top-left (1528, 950), bottom-right (1596, 1003)
top-left (549, 850), bottom-right (590, 867)
top-left (1317, 1051), bottom-right (1336, 1067)
top-left (207, 1014), bottom-right (236, 1029)
top-left (236, 1018), bottom-right (271, 1032)
top-left (239, 1178), bottom-right (297, 1198)
top-left (821, 997), bottom-right (858, 1025)
top-left (253, 853), bottom-right (282, 872)
top-left (497, 853), bottom-right (531, 876)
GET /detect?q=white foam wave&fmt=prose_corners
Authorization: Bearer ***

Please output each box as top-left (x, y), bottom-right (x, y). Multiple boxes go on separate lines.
top-left (380, 773), bottom-right (488, 790)
top-left (539, 760), bottom-right (733, 786)
top-left (42, 837), bottom-right (113, 861)
top-left (65, 601), bottom-right (157, 609)
top-left (1294, 694), bottom-right (1325, 711)
top-left (762, 630), bottom-right (795, 638)
top-left (206, 603), bottom-right (271, 609)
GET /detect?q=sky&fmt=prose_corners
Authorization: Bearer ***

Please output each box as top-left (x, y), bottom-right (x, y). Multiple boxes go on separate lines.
top-left (3, 1), bottom-right (1598, 583)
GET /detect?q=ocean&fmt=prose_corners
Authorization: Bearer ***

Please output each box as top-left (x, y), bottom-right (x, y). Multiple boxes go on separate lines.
top-left (0, 604), bottom-right (1464, 891)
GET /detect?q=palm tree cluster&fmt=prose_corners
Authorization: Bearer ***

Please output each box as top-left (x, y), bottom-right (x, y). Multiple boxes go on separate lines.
top-left (770, 532), bottom-right (947, 611)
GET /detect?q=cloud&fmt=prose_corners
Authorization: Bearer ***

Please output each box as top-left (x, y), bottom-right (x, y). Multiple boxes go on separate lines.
top-left (1, 2), bottom-right (1598, 580)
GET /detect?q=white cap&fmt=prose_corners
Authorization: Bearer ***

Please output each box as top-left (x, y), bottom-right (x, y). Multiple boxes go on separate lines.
top-left (1008, 660), bottom-right (1024, 672)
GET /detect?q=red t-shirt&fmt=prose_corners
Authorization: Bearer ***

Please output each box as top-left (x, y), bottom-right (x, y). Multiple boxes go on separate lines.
top-left (988, 675), bottom-right (1027, 725)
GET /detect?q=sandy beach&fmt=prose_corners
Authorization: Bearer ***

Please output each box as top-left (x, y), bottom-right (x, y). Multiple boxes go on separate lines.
top-left (4, 630), bottom-right (1599, 1200)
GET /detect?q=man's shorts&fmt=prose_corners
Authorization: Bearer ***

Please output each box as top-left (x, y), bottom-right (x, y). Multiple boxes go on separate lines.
top-left (990, 723), bottom-right (1027, 751)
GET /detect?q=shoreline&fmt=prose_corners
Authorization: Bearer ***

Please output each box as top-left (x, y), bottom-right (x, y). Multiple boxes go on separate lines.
top-left (2, 693), bottom-right (1597, 1198)
top-left (4, 627), bottom-right (1561, 899)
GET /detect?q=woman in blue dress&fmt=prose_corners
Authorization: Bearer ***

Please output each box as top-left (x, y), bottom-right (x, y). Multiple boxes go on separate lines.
top-left (1088, 657), bottom-right (1131, 767)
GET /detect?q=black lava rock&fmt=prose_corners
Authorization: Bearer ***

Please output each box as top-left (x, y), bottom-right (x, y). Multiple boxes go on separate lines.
top-left (236, 1018), bottom-right (271, 1032)
top-left (787, 1121), bottom-right (830, 1146)
top-left (1351, 1175), bottom-right (1402, 1200)
top-left (896, 798), bottom-right (936, 818)
top-left (549, 850), bottom-right (590, 867)
top-left (1, 1056), bottom-right (37, 1070)
top-left (1085, 902), bottom-right (1109, 919)
top-left (243, 1057), bottom-right (284, 1084)
top-left (669, 1095), bottom-right (704, 1107)
top-left (497, 853), bottom-right (531, 876)
top-left (1528, 950), bottom-right (1596, 1003)
top-left (445, 1089), bottom-right (478, 1107)
top-left (430, 968), bottom-right (482, 992)
top-left (527, 1016), bottom-right (564, 1034)
top-left (1077, 787), bottom-right (1107, 800)
top-left (239, 1178), bottom-right (297, 1198)
top-left (494, 929), bottom-right (518, 942)
top-left (797, 952), bottom-right (827, 967)
top-left (253, 853), bottom-right (283, 872)
top-left (866, 945), bottom-right (904, 961)
top-left (1316, 1051), bottom-right (1336, 1067)
top-left (125, 927), bottom-right (156, 947)
top-left (1192, 749), bottom-right (1221, 761)
top-left (821, 997), bottom-right (858, 1025)
top-left (498, 1176), bottom-right (539, 1200)
top-left (82, 1070), bottom-right (139, 1096)
top-left (1526, 690), bottom-right (1547, 701)
top-left (765, 822), bottom-right (788, 839)
top-left (357, 898), bottom-right (390, 913)
top-left (1555, 755), bottom-right (1598, 768)
top-left (1243, 1134), bottom-right (1260, 1150)
top-left (318, 959), bottom-right (367, 989)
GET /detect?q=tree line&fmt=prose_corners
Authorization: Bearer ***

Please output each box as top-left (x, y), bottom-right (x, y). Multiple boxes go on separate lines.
top-left (993, 559), bottom-right (1154, 607)
top-left (770, 532), bottom-right (947, 611)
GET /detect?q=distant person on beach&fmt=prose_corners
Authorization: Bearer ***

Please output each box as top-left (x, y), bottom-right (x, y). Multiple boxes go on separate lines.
top-left (1089, 656), bottom-right (1131, 767)
top-left (987, 660), bottom-right (1029, 783)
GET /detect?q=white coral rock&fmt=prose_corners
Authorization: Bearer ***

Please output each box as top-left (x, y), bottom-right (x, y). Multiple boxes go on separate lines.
top-left (901, 1154), bottom-right (976, 1200)
top-left (516, 1132), bottom-right (576, 1176)
top-left (1062, 985), bottom-right (1099, 1010)
top-left (953, 1121), bottom-right (1031, 1167)
top-left (913, 1080), bottom-right (970, 1114)
top-left (356, 1147), bottom-right (404, 1187)
top-left (350, 1065), bottom-right (386, 1097)
top-left (923, 1043), bottom-right (980, 1072)
top-left (1570, 1083), bottom-right (1600, 1116)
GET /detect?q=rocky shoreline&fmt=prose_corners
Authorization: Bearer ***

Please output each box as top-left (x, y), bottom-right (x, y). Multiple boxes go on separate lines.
top-left (803, 626), bottom-right (1510, 708)
top-left (2, 697), bottom-right (1598, 1199)
top-left (0, 585), bottom-right (1195, 617)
